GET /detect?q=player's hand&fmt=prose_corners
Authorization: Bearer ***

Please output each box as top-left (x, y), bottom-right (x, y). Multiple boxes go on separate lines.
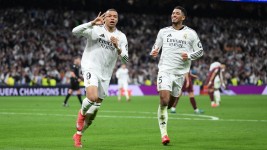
top-left (110, 36), bottom-right (119, 48)
top-left (181, 52), bottom-right (189, 61)
top-left (92, 12), bottom-right (105, 25)
top-left (150, 48), bottom-right (159, 58)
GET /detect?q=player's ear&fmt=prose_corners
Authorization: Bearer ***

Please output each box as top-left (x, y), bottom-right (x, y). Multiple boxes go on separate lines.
top-left (182, 16), bottom-right (186, 21)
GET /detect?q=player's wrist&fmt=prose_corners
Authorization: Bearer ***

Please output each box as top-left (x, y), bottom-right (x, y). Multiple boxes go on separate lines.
top-left (116, 47), bottom-right (122, 54)
top-left (187, 53), bottom-right (191, 60)
top-left (88, 21), bottom-right (94, 26)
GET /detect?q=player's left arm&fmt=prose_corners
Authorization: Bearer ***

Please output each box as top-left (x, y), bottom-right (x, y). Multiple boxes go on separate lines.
top-left (119, 35), bottom-right (129, 63)
top-left (110, 33), bottom-right (128, 63)
top-left (115, 69), bottom-right (120, 79)
top-left (184, 32), bottom-right (204, 61)
top-left (219, 65), bottom-right (226, 88)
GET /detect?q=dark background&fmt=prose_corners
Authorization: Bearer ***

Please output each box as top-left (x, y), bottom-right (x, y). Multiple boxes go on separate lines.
top-left (1, 0), bottom-right (267, 19)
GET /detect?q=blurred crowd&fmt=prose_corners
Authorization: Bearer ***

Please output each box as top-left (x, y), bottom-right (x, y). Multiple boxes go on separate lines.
top-left (0, 8), bottom-right (266, 86)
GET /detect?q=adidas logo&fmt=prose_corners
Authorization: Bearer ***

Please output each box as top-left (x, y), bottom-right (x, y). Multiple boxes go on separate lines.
top-left (167, 34), bottom-right (172, 37)
top-left (100, 34), bottom-right (105, 38)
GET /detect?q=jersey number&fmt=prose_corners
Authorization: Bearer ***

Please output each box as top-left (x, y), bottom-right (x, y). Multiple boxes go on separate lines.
top-left (86, 72), bottom-right (91, 80)
top-left (158, 76), bottom-right (162, 84)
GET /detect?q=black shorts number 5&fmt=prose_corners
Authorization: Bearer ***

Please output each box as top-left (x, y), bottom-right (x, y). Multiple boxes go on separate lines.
top-left (158, 76), bottom-right (162, 84)
top-left (86, 72), bottom-right (91, 80)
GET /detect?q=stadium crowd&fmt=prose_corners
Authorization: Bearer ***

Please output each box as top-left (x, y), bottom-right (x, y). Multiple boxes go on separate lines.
top-left (0, 8), bottom-right (266, 86)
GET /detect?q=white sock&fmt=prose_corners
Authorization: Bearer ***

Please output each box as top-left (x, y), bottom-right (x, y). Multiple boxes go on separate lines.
top-left (214, 90), bottom-right (221, 105)
top-left (194, 108), bottom-right (199, 113)
top-left (125, 89), bottom-right (129, 100)
top-left (81, 98), bottom-right (94, 115)
top-left (171, 107), bottom-right (176, 112)
top-left (76, 131), bottom-right (82, 135)
top-left (82, 104), bottom-right (101, 133)
top-left (118, 89), bottom-right (122, 100)
top-left (158, 105), bottom-right (168, 137)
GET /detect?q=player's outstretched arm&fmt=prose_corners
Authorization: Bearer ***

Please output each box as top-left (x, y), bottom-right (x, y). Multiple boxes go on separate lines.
top-left (72, 12), bottom-right (105, 37)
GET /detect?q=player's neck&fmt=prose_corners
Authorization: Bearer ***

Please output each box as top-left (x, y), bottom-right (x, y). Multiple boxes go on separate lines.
top-left (172, 23), bottom-right (184, 30)
top-left (104, 24), bottom-right (116, 32)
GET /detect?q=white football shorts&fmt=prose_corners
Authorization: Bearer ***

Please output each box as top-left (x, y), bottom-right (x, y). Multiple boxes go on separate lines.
top-left (118, 80), bottom-right (128, 90)
top-left (214, 76), bottom-right (221, 89)
top-left (157, 72), bottom-right (185, 97)
top-left (82, 70), bottom-right (110, 99)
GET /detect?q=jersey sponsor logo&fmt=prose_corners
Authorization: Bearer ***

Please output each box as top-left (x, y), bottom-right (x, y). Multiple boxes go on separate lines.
top-left (98, 38), bottom-right (116, 51)
top-left (166, 38), bottom-right (186, 48)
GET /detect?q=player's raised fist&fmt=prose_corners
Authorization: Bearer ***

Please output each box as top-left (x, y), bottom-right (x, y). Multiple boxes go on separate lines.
top-left (110, 36), bottom-right (119, 48)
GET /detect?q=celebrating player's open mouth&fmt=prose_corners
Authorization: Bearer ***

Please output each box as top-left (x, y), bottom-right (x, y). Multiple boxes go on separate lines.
top-left (110, 21), bottom-right (115, 25)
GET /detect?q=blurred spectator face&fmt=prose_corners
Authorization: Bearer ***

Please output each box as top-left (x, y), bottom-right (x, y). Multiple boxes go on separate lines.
top-left (171, 9), bottom-right (185, 24)
top-left (105, 10), bottom-right (118, 28)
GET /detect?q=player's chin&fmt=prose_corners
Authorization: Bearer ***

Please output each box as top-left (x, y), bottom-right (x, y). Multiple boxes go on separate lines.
top-left (172, 20), bottom-right (178, 24)
top-left (109, 24), bottom-right (116, 28)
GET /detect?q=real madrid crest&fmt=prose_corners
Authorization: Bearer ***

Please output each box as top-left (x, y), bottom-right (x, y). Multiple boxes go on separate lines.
top-left (183, 34), bottom-right (187, 39)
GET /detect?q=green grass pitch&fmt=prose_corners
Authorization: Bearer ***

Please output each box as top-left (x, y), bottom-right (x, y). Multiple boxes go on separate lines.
top-left (0, 95), bottom-right (267, 150)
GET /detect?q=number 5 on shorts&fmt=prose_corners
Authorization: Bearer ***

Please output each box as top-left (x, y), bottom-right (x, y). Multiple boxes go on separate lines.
top-left (158, 76), bottom-right (162, 84)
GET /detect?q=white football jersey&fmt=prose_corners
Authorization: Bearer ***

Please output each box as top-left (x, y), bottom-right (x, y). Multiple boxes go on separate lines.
top-left (72, 22), bottom-right (128, 80)
top-left (209, 62), bottom-right (221, 71)
top-left (116, 68), bottom-right (129, 83)
top-left (151, 26), bottom-right (203, 75)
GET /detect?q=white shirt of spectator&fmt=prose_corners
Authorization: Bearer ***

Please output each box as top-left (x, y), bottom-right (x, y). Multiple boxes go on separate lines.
top-left (72, 22), bottom-right (128, 80)
top-left (152, 26), bottom-right (203, 75)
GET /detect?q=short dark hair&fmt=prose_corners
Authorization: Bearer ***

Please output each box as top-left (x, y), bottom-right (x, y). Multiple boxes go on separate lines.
top-left (107, 8), bottom-right (117, 13)
top-left (174, 6), bottom-right (187, 17)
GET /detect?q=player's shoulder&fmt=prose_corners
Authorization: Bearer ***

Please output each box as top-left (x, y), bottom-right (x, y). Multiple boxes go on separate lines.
top-left (160, 26), bottom-right (173, 32)
top-left (116, 29), bottom-right (126, 36)
top-left (116, 29), bottom-right (127, 40)
top-left (211, 61), bottom-right (221, 66)
top-left (184, 26), bottom-right (198, 35)
top-left (93, 24), bottom-right (104, 29)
